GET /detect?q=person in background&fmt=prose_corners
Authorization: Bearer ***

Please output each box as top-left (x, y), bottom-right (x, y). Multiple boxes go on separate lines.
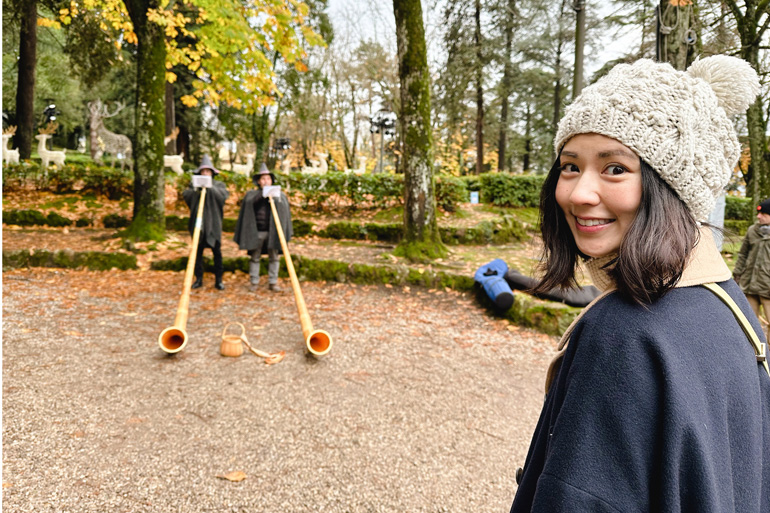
top-left (733, 198), bottom-right (770, 326)
top-left (510, 56), bottom-right (770, 512)
top-left (234, 163), bottom-right (293, 292)
top-left (183, 155), bottom-right (230, 290)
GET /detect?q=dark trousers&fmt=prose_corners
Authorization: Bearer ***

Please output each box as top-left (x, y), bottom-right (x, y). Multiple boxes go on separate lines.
top-left (194, 239), bottom-right (223, 282)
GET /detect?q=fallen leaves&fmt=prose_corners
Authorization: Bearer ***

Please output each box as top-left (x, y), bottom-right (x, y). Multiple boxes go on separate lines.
top-left (216, 470), bottom-right (246, 482)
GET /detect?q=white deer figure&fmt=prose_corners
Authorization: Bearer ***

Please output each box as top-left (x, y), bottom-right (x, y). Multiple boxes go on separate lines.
top-left (301, 152), bottom-right (329, 175)
top-left (35, 134), bottom-right (66, 168)
top-left (231, 153), bottom-right (255, 176)
top-left (280, 155), bottom-right (291, 173)
top-left (2, 128), bottom-right (19, 165)
top-left (164, 153), bottom-right (185, 174)
top-left (88, 99), bottom-right (132, 170)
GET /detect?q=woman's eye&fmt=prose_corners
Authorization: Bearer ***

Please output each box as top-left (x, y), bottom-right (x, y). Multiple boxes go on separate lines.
top-left (560, 163), bottom-right (579, 173)
top-left (605, 165), bottom-right (627, 176)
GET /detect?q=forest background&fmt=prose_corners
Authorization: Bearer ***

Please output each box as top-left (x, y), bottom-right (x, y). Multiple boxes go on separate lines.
top-left (3, 0), bottom-right (770, 250)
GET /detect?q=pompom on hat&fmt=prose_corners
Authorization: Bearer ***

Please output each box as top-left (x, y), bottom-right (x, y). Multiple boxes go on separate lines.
top-left (555, 55), bottom-right (760, 221)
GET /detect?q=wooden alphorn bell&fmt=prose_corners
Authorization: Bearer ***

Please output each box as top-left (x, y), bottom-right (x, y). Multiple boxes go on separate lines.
top-left (158, 187), bottom-right (207, 354)
top-left (268, 195), bottom-right (332, 356)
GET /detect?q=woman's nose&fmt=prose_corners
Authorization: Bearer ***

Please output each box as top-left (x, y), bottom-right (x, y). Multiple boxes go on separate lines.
top-left (569, 171), bottom-right (601, 205)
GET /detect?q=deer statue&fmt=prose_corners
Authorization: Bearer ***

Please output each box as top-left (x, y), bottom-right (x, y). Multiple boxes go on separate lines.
top-left (231, 153), bottom-right (255, 176)
top-left (164, 153), bottom-right (185, 174)
top-left (346, 155), bottom-right (367, 175)
top-left (163, 126), bottom-right (184, 174)
top-left (281, 155), bottom-right (291, 173)
top-left (88, 99), bottom-right (132, 170)
top-left (2, 126), bottom-right (20, 165)
top-left (301, 151), bottom-right (329, 175)
top-left (35, 123), bottom-right (66, 168)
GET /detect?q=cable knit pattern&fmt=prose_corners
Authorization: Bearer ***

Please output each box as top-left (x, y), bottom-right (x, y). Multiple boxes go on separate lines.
top-left (555, 57), bottom-right (759, 221)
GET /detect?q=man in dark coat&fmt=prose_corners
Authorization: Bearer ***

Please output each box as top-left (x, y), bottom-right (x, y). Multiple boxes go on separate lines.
top-left (182, 155), bottom-right (230, 290)
top-left (233, 163), bottom-right (292, 292)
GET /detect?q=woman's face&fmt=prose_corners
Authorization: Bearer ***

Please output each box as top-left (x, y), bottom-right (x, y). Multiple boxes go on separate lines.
top-left (555, 133), bottom-right (643, 259)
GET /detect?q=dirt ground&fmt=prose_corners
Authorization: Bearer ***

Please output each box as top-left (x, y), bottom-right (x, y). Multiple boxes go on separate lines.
top-left (3, 267), bottom-right (557, 512)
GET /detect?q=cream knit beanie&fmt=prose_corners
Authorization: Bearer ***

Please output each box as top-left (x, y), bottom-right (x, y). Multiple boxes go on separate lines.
top-left (555, 56), bottom-right (759, 221)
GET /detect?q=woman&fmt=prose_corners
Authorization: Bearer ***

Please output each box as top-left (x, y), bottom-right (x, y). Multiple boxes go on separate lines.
top-left (510, 56), bottom-right (770, 512)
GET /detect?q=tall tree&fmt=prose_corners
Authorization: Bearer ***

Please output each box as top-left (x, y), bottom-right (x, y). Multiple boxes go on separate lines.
top-left (656, 0), bottom-right (699, 70)
top-left (474, 0), bottom-right (484, 175)
top-left (393, 0), bottom-right (446, 261)
top-left (124, 0), bottom-right (166, 240)
top-left (496, 0), bottom-right (517, 172)
top-left (14, 0), bottom-right (38, 159)
top-left (724, 0), bottom-right (770, 201)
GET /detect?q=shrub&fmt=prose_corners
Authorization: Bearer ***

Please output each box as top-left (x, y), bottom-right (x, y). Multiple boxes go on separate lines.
top-left (435, 175), bottom-right (467, 212)
top-left (45, 212), bottom-right (73, 227)
top-left (3, 209), bottom-right (48, 226)
top-left (103, 213), bottom-right (130, 228)
top-left (479, 174), bottom-right (544, 207)
top-left (725, 196), bottom-right (754, 221)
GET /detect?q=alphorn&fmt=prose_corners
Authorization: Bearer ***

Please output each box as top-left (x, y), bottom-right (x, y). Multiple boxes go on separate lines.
top-left (158, 187), bottom-right (207, 354)
top-left (268, 196), bottom-right (332, 356)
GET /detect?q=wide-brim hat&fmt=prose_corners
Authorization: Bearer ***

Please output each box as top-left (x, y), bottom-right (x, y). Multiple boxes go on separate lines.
top-left (252, 162), bottom-right (276, 185)
top-left (195, 154), bottom-right (219, 175)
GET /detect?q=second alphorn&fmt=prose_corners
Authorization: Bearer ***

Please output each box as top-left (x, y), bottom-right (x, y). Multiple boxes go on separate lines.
top-left (158, 187), bottom-right (207, 354)
top-left (268, 195), bottom-right (332, 356)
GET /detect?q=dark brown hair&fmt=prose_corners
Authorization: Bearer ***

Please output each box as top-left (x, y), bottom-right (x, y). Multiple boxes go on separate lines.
top-left (534, 157), bottom-right (699, 304)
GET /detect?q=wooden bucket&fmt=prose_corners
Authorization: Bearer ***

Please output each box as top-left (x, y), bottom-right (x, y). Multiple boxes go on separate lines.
top-left (220, 322), bottom-right (246, 357)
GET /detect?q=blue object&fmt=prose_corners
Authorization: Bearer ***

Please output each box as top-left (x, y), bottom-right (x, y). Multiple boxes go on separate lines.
top-left (474, 258), bottom-right (514, 310)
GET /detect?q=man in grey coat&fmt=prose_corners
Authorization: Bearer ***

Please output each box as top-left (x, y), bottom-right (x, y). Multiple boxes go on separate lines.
top-left (183, 155), bottom-right (230, 290)
top-left (734, 197), bottom-right (770, 325)
top-left (234, 163), bottom-right (293, 292)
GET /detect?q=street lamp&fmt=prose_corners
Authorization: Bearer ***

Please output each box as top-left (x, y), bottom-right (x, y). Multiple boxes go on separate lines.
top-left (369, 109), bottom-right (396, 174)
top-left (42, 100), bottom-right (60, 150)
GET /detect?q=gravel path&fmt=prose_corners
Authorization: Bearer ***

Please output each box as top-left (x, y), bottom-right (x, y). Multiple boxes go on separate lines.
top-left (3, 268), bottom-right (556, 512)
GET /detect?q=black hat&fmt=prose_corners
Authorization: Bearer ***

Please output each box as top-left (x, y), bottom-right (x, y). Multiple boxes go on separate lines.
top-left (758, 198), bottom-right (770, 214)
top-left (195, 154), bottom-right (219, 175)
top-left (252, 163), bottom-right (276, 185)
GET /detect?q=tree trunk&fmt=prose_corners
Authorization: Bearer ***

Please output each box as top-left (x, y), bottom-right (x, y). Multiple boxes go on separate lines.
top-left (656, 1), bottom-right (697, 70)
top-left (497, 0), bottom-right (515, 173)
top-left (523, 104), bottom-right (531, 172)
top-left (572, 0), bottom-right (586, 98)
top-left (474, 0), bottom-right (484, 175)
top-left (552, 41), bottom-right (563, 157)
top-left (742, 43), bottom-right (769, 201)
top-left (125, 0), bottom-right (167, 241)
top-left (253, 107), bottom-right (271, 165)
top-left (15, 0), bottom-right (37, 160)
top-left (165, 81), bottom-right (175, 154)
top-left (729, 0), bottom-right (770, 202)
top-left (393, 0), bottom-right (446, 261)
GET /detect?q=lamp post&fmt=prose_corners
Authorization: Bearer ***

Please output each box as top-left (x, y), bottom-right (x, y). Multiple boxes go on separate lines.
top-left (369, 109), bottom-right (396, 174)
top-left (42, 100), bottom-right (59, 150)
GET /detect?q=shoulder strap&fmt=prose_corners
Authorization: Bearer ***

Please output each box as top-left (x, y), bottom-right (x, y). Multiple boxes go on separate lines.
top-left (702, 282), bottom-right (769, 377)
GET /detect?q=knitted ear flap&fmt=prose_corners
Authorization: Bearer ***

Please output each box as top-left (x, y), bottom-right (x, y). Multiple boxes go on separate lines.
top-left (687, 55), bottom-right (760, 117)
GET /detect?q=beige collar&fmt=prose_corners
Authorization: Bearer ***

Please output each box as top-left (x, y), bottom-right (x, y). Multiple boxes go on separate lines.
top-left (544, 227), bottom-right (730, 392)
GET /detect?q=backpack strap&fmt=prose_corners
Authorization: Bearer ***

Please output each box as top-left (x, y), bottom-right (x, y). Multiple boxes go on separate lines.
top-left (702, 282), bottom-right (769, 377)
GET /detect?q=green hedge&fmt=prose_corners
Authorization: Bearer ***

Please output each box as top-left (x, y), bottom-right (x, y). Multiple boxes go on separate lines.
top-left (477, 174), bottom-right (544, 207)
top-left (3, 249), bottom-right (137, 271)
top-left (3, 209), bottom-right (73, 227)
top-left (725, 196), bottom-right (754, 221)
top-left (2, 162), bottom-right (133, 199)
